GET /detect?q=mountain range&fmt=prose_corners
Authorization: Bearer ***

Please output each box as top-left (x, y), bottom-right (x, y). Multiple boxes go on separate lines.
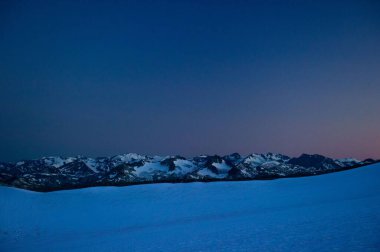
top-left (0, 153), bottom-right (378, 192)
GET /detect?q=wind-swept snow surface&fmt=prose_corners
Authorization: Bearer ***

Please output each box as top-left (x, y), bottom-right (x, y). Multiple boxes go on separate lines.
top-left (1, 163), bottom-right (380, 251)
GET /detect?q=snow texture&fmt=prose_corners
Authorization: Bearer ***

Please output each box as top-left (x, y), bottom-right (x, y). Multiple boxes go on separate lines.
top-left (1, 163), bottom-right (380, 251)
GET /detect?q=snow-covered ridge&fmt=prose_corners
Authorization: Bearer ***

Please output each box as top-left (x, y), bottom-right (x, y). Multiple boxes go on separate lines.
top-left (0, 153), bottom-right (377, 192)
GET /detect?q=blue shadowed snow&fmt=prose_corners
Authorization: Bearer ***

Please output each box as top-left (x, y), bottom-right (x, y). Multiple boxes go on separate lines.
top-left (1, 163), bottom-right (380, 251)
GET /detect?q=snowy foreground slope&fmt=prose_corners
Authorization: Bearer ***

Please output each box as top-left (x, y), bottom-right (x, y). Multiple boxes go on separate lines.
top-left (1, 163), bottom-right (380, 251)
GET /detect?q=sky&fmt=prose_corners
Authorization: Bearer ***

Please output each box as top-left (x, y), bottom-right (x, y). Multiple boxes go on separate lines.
top-left (0, 0), bottom-right (379, 161)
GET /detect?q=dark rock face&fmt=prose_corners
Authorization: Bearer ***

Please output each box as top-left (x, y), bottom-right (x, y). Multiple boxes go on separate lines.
top-left (288, 154), bottom-right (338, 169)
top-left (160, 156), bottom-right (186, 171)
top-left (204, 155), bottom-right (224, 174)
top-left (227, 165), bottom-right (244, 179)
top-left (0, 153), bottom-right (377, 192)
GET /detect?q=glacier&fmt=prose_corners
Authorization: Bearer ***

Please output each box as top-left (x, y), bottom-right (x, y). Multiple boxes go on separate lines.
top-left (1, 163), bottom-right (380, 251)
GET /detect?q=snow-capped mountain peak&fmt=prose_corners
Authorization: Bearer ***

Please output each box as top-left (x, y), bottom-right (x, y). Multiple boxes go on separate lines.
top-left (0, 153), bottom-right (377, 192)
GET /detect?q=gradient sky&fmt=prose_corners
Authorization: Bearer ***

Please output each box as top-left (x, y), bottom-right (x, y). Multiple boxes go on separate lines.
top-left (1, 0), bottom-right (380, 161)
